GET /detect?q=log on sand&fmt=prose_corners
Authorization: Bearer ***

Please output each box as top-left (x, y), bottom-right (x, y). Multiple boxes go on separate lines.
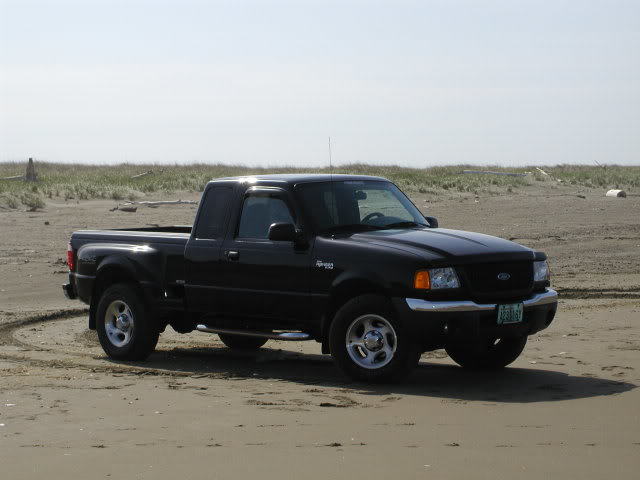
top-left (122, 200), bottom-right (198, 207)
top-left (462, 170), bottom-right (528, 177)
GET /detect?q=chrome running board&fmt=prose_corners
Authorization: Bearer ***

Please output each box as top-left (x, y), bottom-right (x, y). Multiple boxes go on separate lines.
top-left (196, 325), bottom-right (312, 341)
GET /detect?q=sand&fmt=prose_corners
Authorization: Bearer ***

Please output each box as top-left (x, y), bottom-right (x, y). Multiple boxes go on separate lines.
top-left (1, 183), bottom-right (639, 479)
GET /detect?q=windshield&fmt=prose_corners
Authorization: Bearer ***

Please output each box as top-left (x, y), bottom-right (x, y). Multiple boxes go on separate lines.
top-left (296, 180), bottom-right (428, 233)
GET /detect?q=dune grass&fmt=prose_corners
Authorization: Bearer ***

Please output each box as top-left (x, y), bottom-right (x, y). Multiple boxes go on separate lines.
top-left (1, 162), bottom-right (639, 209)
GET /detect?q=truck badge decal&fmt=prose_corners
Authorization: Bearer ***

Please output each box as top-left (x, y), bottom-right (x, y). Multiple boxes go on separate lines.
top-left (497, 272), bottom-right (511, 281)
top-left (315, 260), bottom-right (334, 270)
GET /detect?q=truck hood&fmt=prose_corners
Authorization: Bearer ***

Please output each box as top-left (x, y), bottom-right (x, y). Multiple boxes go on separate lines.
top-left (348, 227), bottom-right (536, 264)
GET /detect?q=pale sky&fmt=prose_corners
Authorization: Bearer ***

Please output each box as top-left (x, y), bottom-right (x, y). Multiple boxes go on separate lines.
top-left (1, 0), bottom-right (638, 166)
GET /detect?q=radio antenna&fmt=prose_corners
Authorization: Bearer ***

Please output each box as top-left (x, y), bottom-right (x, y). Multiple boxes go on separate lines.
top-left (328, 136), bottom-right (333, 175)
top-left (328, 136), bottom-right (337, 223)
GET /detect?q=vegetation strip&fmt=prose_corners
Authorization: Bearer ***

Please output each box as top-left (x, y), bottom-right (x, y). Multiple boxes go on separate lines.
top-left (2, 163), bottom-right (639, 207)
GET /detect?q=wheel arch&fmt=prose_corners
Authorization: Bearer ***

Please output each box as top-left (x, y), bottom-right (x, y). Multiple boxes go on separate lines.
top-left (89, 260), bottom-right (141, 330)
top-left (320, 276), bottom-right (391, 353)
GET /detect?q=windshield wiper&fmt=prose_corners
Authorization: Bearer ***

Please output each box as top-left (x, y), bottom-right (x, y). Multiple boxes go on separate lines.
top-left (320, 224), bottom-right (383, 234)
top-left (380, 221), bottom-right (429, 230)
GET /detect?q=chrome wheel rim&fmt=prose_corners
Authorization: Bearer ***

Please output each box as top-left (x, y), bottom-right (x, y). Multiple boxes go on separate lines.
top-left (104, 300), bottom-right (134, 348)
top-left (345, 314), bottom-right (397, 369)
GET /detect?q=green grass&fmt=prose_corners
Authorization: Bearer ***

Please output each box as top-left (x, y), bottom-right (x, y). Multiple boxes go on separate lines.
top-left (1, 162), bottom-right (639, 208)
top-left (544, 165), bottom-right (640, 189)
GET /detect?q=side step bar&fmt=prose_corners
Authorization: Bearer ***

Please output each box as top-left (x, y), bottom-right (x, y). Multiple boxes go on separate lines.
top-left (196, 325), bottom-right (312, 341)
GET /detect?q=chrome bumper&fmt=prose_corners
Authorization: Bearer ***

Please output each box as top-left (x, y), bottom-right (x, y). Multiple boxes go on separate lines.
top-left (406, 288), bottom-right (557, 313)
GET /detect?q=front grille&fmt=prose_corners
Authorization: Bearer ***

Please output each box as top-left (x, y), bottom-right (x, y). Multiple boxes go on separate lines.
top-left (461, 261), bottom-right (533, 301)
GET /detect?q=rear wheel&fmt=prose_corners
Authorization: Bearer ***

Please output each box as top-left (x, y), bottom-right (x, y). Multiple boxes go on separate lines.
top-left (96, 283), bottom-right (159, 361)
top-left (445, 335), bottom-right (527, 370)
top-left (329, 295), bottom-right (420, 383)
top-left (218, 334), bottom-right (268, 350)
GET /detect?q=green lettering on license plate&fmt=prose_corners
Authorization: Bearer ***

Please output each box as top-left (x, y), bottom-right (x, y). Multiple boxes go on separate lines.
top-left (497, 303), bottom-right (524, 324)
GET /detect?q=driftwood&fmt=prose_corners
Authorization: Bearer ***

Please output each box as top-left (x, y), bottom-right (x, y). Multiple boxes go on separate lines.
top-left (110, 200), bottom-right (195, 212)
top-left (25, 158), bottom-right (37, 181)
top-left (2, 158), bottom-right (38, 181)
top-left (462, 170), bottom-right (528, 177)
top-left (131, 171), bottom-right (153, 179)
top-left (605, 189), bottom-right (626, 198)
top-left (110, 205), bottom-right (138, 212)
top-left (122, 200), bottom-right (198, 207)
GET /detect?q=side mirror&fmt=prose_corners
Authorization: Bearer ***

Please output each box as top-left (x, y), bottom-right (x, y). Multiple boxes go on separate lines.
top-left (354, 190), bottom-right (367, 200)
top-left (426, 216), bottom-right (438, 228)
top-left (268, 222), bottom-right (296, 241)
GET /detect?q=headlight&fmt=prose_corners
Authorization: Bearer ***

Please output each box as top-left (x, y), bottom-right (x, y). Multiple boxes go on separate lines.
top-left (533, 260), bottom-right (550, 282)
top-left (414, 267), bottom-right (460, 290)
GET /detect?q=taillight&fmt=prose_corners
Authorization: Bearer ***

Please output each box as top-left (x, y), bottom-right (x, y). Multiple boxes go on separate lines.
top-left (67, 242), bottom-right (75, 271)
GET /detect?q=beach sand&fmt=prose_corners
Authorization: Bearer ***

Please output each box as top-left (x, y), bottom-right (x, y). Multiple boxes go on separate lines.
top-left (1, 184), bottom-right (639, 479)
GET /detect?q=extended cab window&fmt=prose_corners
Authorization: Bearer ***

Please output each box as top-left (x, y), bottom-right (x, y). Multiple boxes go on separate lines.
top-left (194, 185), bottom-right (233, 239)
top-left (237, 193), bottom-right (294, 239)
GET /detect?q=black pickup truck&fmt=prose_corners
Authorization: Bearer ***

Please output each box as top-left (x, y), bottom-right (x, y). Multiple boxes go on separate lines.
top-left (63, 174), bottom-right (557, 382)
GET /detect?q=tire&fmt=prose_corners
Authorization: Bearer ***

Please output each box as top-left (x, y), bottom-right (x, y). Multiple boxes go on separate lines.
top-left (218, 334), bottom-right (268, 350)
top-left (96, 283), bottom-right (159, 361)
top-left (329, 294), bottom-right (420, 383)
top-left (445, 335), bottom-right (528, 370)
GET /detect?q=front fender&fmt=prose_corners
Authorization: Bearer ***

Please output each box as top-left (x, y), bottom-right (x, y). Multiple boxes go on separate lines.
top-left (329, 269), bottom-right (391, 296)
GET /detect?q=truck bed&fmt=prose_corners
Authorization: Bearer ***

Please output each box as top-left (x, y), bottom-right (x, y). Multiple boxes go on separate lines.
top-left (69, 226), bottom-right (191, 307)
top-left (115, 225), bottom-right (192, 234)
top-left (72, 226), bottom-right (192, 245)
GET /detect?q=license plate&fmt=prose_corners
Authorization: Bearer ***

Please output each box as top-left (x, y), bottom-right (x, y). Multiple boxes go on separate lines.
top-left (497, 303), bottom-right (523, 324)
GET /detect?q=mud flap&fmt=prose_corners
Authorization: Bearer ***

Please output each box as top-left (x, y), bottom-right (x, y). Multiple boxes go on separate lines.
top-left (88, 301), bottom-right (97, 330)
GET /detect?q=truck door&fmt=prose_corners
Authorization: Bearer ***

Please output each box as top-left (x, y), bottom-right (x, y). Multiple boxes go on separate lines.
top-left (184, 183), bottom-right (237, 313)
top-left (217, 186), bottom-right (311, 323)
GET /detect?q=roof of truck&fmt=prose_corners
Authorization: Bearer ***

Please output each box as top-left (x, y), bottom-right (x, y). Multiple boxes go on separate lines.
top-left (210, 173), bottom-right (389, 185)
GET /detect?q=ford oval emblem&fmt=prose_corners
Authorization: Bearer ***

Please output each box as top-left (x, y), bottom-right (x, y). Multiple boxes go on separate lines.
top-left (497, 272), bottom-right (511, 281)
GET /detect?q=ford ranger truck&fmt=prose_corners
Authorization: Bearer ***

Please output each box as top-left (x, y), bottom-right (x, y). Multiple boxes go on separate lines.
top-left (63, 174), bottom-right (558, 382)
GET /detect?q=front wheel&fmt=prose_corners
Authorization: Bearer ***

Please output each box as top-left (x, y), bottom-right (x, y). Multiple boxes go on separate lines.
top-left (96, 283), bottom-right (159, 361)
top-left (329, 295), bottom-right (420, 383)
top-left (445, 335), bottom-right (528, 370)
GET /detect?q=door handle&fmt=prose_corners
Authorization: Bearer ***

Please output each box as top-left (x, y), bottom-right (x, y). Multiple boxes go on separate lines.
top-left (225, 250), bottom-right (240, 261)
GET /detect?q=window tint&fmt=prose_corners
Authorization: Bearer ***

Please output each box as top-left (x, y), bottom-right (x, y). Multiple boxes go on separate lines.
top-left (296, 181), bottom-right (426, 232)
top-left (237, 194), bottom-right (294, 239)
top-left (356, 188), bottom-right (415, 223)
top-left (194, 186), bottom-right (233, 239)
